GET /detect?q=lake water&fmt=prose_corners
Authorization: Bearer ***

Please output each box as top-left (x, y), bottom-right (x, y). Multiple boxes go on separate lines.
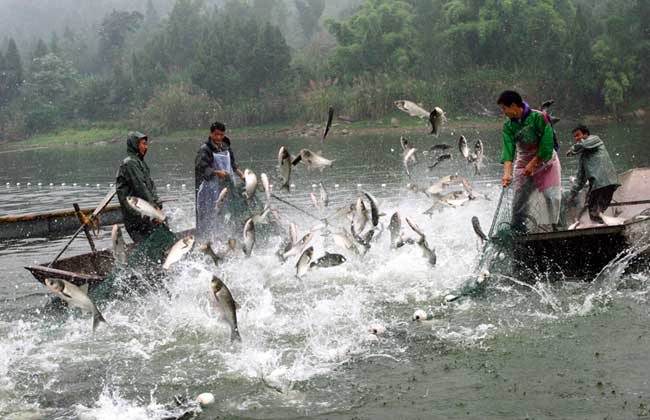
top-left (1, 122), bottom-right (649, 420)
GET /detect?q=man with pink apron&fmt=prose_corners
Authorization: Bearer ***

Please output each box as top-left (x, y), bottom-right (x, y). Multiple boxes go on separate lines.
top-left (497, 90), bottom-right (562, 233)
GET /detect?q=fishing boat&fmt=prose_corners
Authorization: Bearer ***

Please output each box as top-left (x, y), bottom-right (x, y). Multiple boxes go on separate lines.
top-left (0, 204), bottom-right (123, 241)
top-left (26, 249), bottom-right (115, 288)
top-left (26, 228), bottom-right (193, 289)
top-left (510, 167), bottom-right (650, 278)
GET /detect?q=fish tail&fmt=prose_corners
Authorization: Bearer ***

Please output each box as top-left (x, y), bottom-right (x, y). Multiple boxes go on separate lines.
top-left (231, 328), bottom-right (242, 343)
top-left (93, 310), bottom-right (107, 332)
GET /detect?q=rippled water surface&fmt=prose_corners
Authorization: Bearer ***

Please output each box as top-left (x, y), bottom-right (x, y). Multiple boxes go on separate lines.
top-left (1, 123), bottom-right (649, 419)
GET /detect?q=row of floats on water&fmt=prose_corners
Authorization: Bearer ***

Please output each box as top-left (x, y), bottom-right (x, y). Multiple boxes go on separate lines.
top-left (4, 181), bottom-right (399, 190)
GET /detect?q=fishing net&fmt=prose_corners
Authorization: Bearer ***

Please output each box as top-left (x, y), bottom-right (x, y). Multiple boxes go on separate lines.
top-left (488, 186), bottom-right (514, 242)
top-left (457, 186), bottom-right (517, 298)
top-left (93, 224), bottom-right (177, 299)
top-left (466, 183), bottom-right (564, 297)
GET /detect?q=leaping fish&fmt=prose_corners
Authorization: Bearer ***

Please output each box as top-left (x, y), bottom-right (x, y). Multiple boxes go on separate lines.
top-left (429, 107), bottom-right (446, 136)
top-left (278, 146), bottom-right (292, 192)
top-left (44, 278), bottom-right (106, 331)
top-left (458, 135), bottom-right (469, 160)
top-left (319, 182), bottom-right (329, 208)
top-left (394, 100), bottom-right (430, 118)
top-left (292, 149), bottom-right (334, 171)
top-left (111, 225), bottom-right (127, 266)
top-left (215, 187), bottom-right (229, 212)
top-left (296, 246), bottom-right (314, 278)
top-left (242, 219), bottom-right (255, 257)
top-left (163, 235), bottom-right (195, 270)
top-left (210, 275), bottom-right (241, 343)
top-left (244, 169), bottom-right (258, 201)
top-left (126, 196), bottom-right (165, 222)
top-left (403, 148), bottom-right (418, 178)
top-left (471, 216), bottom-right (487, 247)
top-left (473, 140), bottom-right (484, 175)
top-left (322, 106), bottom-right (334, 142)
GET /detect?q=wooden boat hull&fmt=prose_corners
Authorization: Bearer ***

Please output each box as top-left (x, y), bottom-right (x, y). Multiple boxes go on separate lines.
top-left (26, 249), bottom-right (114, 288)
top-left (0, 205), bottom-right (123, 241)
top-left (25, 228), bottom-right (195, 288)
top-left (512, 217), bottom-right (650, 278)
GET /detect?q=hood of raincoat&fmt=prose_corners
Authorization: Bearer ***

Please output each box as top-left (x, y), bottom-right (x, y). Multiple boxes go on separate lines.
top-left (126, 131), bottom-right (148, 157)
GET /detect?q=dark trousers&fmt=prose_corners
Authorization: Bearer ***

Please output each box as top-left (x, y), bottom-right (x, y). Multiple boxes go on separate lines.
top-left (587, 185), bottom-right (618, 221)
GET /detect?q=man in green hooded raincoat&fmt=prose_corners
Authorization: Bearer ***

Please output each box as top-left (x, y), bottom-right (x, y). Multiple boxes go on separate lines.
top-left (115, 131), bottom-right (164, 243)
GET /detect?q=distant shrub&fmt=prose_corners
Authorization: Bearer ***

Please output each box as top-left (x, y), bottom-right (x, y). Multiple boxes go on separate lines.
top-left (0, 103), bottom-right (26, 141)
top-left (139, 83), bottom-right (221, 135)
top-left (24, 104), bottom-right (60, 134)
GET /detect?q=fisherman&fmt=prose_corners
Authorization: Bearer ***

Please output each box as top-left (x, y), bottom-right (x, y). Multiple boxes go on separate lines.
top-left (195, 121), bottom-right (246, 242)
top-left (566, 124), bottom-right (619, 223)
top-left (116, 131), bottom-right (166, 243)
top-left (497, 90), bottom-right (562, 233)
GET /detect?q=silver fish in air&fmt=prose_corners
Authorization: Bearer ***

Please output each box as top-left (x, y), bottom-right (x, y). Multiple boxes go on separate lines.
top-left (210, 275), bottom-right (241, 342)
top-left (45, 278), bottom-right (106, 331)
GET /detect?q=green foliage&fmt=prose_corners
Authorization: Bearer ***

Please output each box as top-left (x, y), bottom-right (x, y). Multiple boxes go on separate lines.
top-left (139, 83), bottom-right (220, 134)
top-left (163, 0), bottom-right (205, 69)
top-left (145, 0), bottom-right (160, 26)
top-left (75, 76), bottom-right (113, 120)
top-left (26, 53), bottom-right (78, 103)
top-left (190, 2), bottom-right (291, 100)
top-left (23, 104), bottom-right (61, 134)
top-left (326, 0), bottom-right (416, 77)
top-left (32, 39), bottom-right (48, 61)
top-left (295, 0), bottom-right (326, 41)
top-left (3, 0), bottom-right (650, 142)
top-left (0, 39), bottom-right (23, 104)
top-left (98, 10), bottom-right (144, 66)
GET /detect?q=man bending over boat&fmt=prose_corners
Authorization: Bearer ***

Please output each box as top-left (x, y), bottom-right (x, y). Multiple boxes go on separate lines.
top-left (116, 131), bottom-right (165, 243)
top-left (566, 124), bottom-right (620, 223)
top-left (497, 90), bottom-right (562, 233)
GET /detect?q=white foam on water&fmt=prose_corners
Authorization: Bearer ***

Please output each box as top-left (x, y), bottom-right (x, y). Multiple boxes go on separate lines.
top-left (75, 386), bottom-right (172, 420)
top-left (6, 178), bottom-right (648, 417)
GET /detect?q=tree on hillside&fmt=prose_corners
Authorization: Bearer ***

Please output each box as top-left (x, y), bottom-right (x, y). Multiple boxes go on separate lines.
top-left (191, 2), bottom-right (291, 99)
top-left (98, 10), bottom-right (144, 67)
top-left (326, 0), bottom-right (416, 77)
top-left (253, 23), bottom-right (292, 88)
top-left (0, 50), bottom-right (5, 105)
top-left (0, 39), bottom-right (23, 104)
top-left (27, 53), bottom-right (78, 104)
top-left (49, 32), bottom-right (61, 56)
top-left (295, 0), bottom-right (325, 42)
top-left (164, 0), bottom-right (205, 69)
top-left (145, 0), bottom-right (160, 26)
top-left (563, 3), bottom-right (599, 105)
top-left (32, 39), bottom-right (49, 60)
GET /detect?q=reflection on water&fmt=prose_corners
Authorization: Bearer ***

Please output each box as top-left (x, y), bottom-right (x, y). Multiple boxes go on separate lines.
top-left (1, 124), bottom-right (649, 419)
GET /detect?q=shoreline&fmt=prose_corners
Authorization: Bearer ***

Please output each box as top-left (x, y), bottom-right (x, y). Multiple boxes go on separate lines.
top-left (0, 112), bottom-right (647, 149)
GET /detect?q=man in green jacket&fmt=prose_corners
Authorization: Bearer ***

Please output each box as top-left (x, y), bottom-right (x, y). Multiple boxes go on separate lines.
top-left (116, 131), bottom-right (163, 243)
top-left (566, 124), bottom-right (620, 223)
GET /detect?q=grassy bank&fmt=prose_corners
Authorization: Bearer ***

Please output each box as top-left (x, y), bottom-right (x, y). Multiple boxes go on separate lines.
top-left (5, 113), bottom-right (506, 148)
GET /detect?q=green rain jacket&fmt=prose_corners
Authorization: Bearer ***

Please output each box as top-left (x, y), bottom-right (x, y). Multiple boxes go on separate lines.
top-left (501, 106), bottom-right (555, 163)
top-left (116, 131), bottom-right (162, 232)
top-left (568, 135), bottom-right (619, 195)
